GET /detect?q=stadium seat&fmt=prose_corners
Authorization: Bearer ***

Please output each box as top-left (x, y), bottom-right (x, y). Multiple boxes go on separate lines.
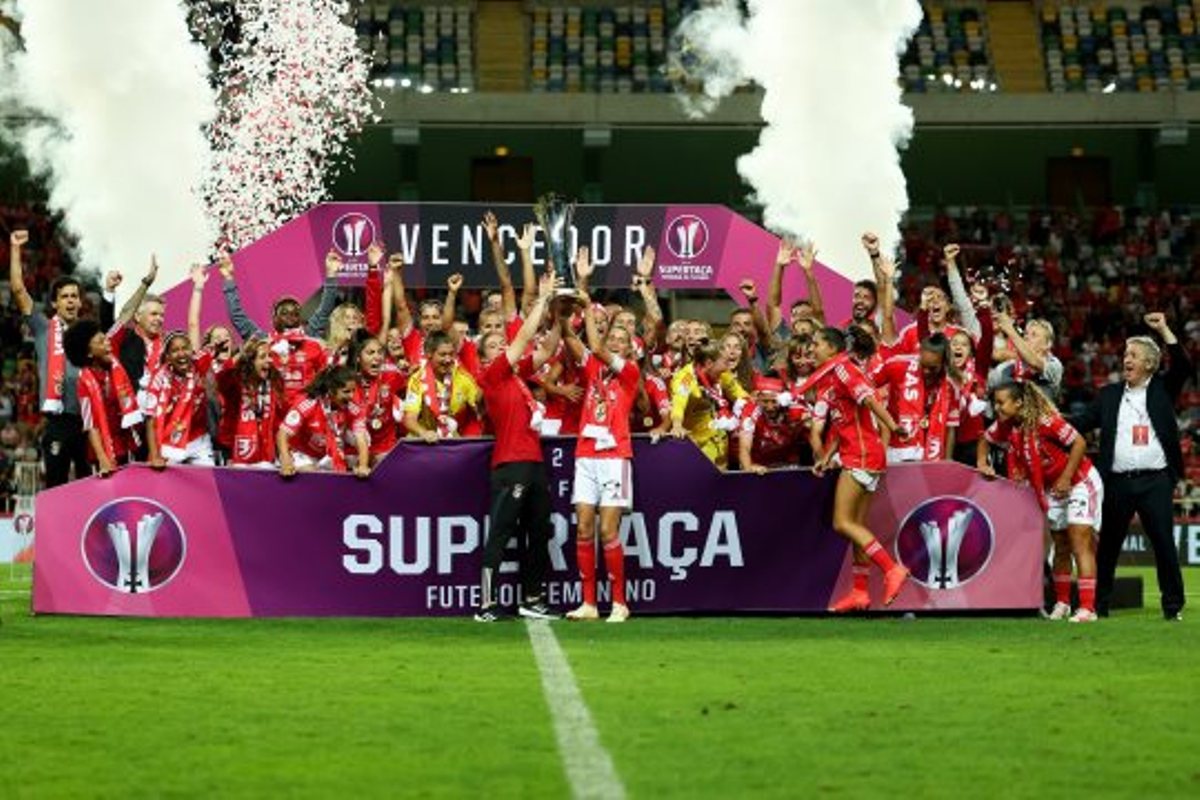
top-left (357, 1), bottom-right (475, 92)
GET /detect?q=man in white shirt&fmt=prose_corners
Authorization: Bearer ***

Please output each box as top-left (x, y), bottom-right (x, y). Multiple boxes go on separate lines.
top-left (1071, 313), bottom-right (1190, 620)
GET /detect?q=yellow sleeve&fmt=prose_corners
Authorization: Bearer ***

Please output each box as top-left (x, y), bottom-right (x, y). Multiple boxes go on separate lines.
top-left (721, 371), bottom-right (749, 402)
top-left (402, 373), bottom-right (424, 415)
top-left (670, 368), bottom-right (694, 423)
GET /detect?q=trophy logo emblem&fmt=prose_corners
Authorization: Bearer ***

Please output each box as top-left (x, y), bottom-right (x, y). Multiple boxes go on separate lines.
top-left (894, 496), bottom-right (994, 589)
top-left (81, 498), bottom-right (187, 594)
top-left (665, 214), bottom-right (709, 260)
top-left (332, 212), bottom-right (376, 257)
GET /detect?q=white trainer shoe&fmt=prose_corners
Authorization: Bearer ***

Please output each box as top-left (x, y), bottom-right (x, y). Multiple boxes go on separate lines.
top-left (606, 603), bottom-right (630, 623)
top-left (1068, 608), bottom-right (1098, 624)
top-left (565, 603), bottom-right (600, 621)
top-left (1047, 602), bottom-right (1072, 620)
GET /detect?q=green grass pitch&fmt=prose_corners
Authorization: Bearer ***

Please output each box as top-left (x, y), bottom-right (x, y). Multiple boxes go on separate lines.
top-left (1, 564), bottom-right (1196, 798)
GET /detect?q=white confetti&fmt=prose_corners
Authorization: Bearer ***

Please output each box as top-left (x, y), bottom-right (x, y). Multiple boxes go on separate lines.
top-left (199, 0), bottom-right (380, 252)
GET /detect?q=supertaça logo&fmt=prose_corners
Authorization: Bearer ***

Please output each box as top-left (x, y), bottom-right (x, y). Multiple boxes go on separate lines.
top-left (894, 496), bottom-right (993, 590)
top-left (81, 498), bottom-right (187, 594)
top-left (665, 214), bottom-right (709, 260)
top-left (333, 212), bottom-right (376, 257)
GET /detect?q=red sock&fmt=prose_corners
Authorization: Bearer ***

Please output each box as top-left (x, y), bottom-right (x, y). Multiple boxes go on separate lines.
top-left (1052, 572), bottom-right (1072, 605)
top-left (603, 539), bottom-right (626, 606)
top-left (852, 564), bottom-right (870, 594)
top-left (577, 539), bottom-right (597, 605)
top-left (863, 539), bottom-right (897, 573)
top-left (1077, 577), bottom-right (1096, 612)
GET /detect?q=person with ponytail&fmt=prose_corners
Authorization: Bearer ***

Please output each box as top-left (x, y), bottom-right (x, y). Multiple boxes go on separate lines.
top-left (980, 380), bottom-right (1103, 623)
top-left (277, 365), bottom-right (370, 478)
top-left (347, 329), bottom-right (406, 464)
top-left (216, 337), bottom-right (287, 468)
top-left (143, 331), bottom-right (216, 468)
top-left (668, 342), bottom-right (748, 467)
top-left (799, 325), bottom-right (909, 612)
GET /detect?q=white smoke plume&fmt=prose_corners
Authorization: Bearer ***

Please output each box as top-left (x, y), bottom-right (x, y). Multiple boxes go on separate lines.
top-left (8, 0), bottom-right (216, 300)
top-left (673, 0), bottom-right (923, 280)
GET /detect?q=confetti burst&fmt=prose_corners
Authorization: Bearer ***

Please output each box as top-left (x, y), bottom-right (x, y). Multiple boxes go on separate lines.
top-left (967, 258), bottom-right (1022, 294)
top-left (198, 0), bottom-right (380, 252)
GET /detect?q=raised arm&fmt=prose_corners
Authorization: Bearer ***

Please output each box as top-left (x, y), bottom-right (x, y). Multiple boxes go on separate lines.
top-left (482, 211), bottom-right (518, 321)
top-left (633, 245), bottom-right (663, 352)
top-left (117, 255), bottom-right (159, 328)
top-left (388, 253), bottom-right (413, 335)
top-left (187, 264), bottom-right (207, 352)
top-left (943, 244), bottom-right (980, 338)
top-left (507, 272), bottom-right (556, 365)
top-left (100, 271), bottom-right (121, 331)
top-left (996, 312), bottom-right (1046, 373)
top-left (517, 223), bottom-right (538, 317)
top-left (797, 242), bottom-right (825, 326)
top-left (218, 254), bottom-right (267, 341)
top-left (8, 230), bottom-right (33, 317)
top-left (738, 279), bottom-right (773, 347)
top-left (574, 243), bottom-right (594, 295)
top-left (363, 241), bottom-right (385, 335)
top-left (876, 253), bottom-right (899, 345)
top-left (443, 273), bottom-right (463, 344)
top-left (1145, 312), bottom-right (1190, 401)
top-left (380, 257), bottom-right (395, 336)
top-left (766, 239), bottom-right (792, 334)
top-left (305, 251), bottom-right (343, 337)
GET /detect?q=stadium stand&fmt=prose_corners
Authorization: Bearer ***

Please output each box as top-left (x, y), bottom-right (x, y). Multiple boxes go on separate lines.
top-left (901, 2), bottom-right (998, 93)
top-left (1041, 1), bottom-right (1200, 93)
top-left (356, 1), bottom-right (476, 91)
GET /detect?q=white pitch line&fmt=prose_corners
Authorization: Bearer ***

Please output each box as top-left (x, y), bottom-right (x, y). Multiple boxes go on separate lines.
top-left (525, 620), bottom-right (626, 800)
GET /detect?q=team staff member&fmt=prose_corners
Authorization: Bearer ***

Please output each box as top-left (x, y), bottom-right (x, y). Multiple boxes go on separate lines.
top-left (474, 272), bottom-right (561, 622)
top-left (1071, 313), bottom-right (1190, 621)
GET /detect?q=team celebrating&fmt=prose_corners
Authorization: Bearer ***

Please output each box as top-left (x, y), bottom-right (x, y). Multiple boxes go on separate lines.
top-left (11, 209), bottom-right (1189, 623)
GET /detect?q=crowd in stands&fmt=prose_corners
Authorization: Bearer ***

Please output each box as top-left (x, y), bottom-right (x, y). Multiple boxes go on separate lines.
top-left (899, 204), bottom-right (1200, 511)
top-left (350, 1), bottom-right (1200, 96)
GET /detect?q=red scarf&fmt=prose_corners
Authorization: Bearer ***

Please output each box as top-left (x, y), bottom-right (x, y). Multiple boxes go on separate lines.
top-left (43, 315), bottom-right (67, 413)
top-left (79, 361), bottom-right (141, 462)
top-left (321, 400), bottom-right (349, 471)
top-left (137, 326), bottom-right (163, 383)
top-left (893, 359), bottom-right (953, 460)
top-left (1010, 424), bottom-right (1049, 512)
top-left (422, 362), bottom-right (457, 438)
top-left (791, 352), bottom-right (852, 398)
top-left (232, 377), bottom-right (280, 464)
top-left (156, 366), bottom-right (203, 453)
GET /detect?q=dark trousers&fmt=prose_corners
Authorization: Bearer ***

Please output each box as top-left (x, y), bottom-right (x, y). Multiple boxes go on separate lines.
top-left (481, 461), bottom-right (553, 606)
top-left (41, 413), bottom-right (91, 488)
top-left (952, 439), bottom-right (979, 468)
top-left (1097, 470), bottom-right (1185, 618)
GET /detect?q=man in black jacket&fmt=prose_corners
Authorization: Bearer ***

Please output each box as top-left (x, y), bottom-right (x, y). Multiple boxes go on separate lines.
top-left (1071, 313), bottom-right (1191, 620)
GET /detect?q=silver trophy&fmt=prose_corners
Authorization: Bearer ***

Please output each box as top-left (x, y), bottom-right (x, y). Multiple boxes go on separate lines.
top-left (533, 192), bottom-right (583, 312)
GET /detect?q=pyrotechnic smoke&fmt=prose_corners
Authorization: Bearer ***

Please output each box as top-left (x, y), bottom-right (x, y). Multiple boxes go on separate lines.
top-left (201, 0), bottom-right (379, 252)
top-left (7, 0), bottom-right (215, 298)
top-left (672, 0), bottom-right (923, 280)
